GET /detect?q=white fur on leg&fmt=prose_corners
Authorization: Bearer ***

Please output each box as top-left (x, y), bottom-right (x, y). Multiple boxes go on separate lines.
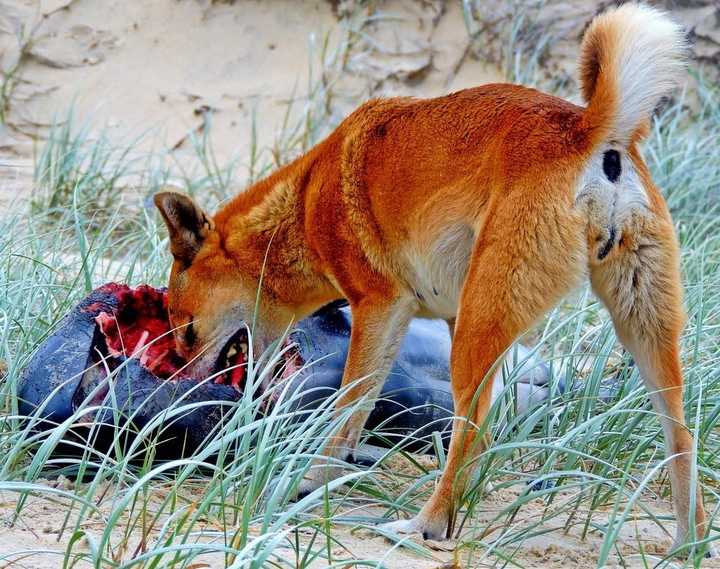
top-left (380, 517), bottom-right (422, 535)
top-left (379, 514), bottom-right (447, 541)
top-left (294, 463), bottom-right (343, 499)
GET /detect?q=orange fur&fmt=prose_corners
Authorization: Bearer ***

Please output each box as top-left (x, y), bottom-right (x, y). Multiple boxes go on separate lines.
top-left (154, 4), bottom-right (709, 555)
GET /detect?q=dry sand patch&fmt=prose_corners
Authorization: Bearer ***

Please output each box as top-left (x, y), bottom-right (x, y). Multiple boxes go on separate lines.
top-left (2, 456), bottom-right (716, 568)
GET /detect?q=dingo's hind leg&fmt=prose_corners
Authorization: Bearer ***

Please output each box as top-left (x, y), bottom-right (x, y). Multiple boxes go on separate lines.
top-left (384, 198), bottom-right (585, 539)
top-left (590, 214), bottom-right (711, 556)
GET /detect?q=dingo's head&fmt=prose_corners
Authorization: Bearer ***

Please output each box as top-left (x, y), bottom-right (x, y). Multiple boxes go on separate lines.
top-left (154, 191), bottom-right (286, 383)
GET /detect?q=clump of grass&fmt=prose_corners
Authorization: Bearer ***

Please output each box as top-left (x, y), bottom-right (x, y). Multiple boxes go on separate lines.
top-left (34, 114), bottom-right (116, 212)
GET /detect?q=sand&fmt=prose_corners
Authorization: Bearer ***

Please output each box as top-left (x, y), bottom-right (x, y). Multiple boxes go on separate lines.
top-left (1, 0), bottom-right (716, 200)
top-left (0, 0), bottom-right (504, 193)
top-left (3, 457), bottom-right (719, 568)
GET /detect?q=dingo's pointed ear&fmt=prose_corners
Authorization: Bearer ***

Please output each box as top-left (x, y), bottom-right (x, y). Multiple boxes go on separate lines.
top-left (154, 191), bottom-right (214, 267)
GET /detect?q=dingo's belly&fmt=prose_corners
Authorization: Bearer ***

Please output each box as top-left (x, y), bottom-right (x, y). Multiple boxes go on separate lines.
top-left (403, 223), bottom-right (475, 320)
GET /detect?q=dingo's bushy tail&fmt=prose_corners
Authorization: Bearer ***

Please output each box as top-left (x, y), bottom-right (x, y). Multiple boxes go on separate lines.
top-left (579, 3), bottom-right (687, 145)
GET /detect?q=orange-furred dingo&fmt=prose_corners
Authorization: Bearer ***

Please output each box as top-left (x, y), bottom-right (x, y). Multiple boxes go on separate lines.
top-left (155, 4), bottom-right (711, 554)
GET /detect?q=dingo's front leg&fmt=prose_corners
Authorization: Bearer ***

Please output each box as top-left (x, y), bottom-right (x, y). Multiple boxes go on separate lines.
top-left (296, 293), bottom-right (416, 498)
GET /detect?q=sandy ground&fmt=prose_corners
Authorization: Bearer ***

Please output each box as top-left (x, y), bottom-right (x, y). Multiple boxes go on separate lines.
top-left (2, 0), bottom-right (718, 161)
top-left (2, 0), bottom-right (720, 567)
top-left (1, 0), bottom-right (717, 204)
top-left (1, 0), bottom-right (717, 205)
top-left (0, 0), bottom-right (506, 207)
top-left (3, 454), bottom-right (719, 569)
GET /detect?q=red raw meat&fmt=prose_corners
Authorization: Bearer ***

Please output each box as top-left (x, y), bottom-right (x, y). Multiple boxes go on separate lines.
top-left (95, 284), bottom-right (188, 379)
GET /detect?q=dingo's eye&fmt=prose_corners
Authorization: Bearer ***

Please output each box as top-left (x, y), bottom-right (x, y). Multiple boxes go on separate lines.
top-left (185, 322), bottom-right (197, 347)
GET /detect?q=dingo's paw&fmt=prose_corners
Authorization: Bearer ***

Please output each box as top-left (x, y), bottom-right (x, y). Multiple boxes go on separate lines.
top-left (380, 516), bottom-right (448, 541)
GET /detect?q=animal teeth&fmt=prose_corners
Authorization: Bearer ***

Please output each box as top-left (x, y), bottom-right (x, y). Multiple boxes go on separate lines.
top-left (227, 346), bottom-right (238, 358)
top-left (240, 343), bottom-right (248, 355)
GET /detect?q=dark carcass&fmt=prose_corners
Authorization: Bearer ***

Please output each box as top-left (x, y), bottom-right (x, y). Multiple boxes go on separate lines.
top-left (18, 284), bottom-right (555, 458)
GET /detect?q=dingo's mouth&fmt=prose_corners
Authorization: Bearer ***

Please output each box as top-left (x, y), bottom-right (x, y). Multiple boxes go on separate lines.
top-left (215, 327), bottom-right (250, 388)
top-left (215, 326), bottom-right (303, 393)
